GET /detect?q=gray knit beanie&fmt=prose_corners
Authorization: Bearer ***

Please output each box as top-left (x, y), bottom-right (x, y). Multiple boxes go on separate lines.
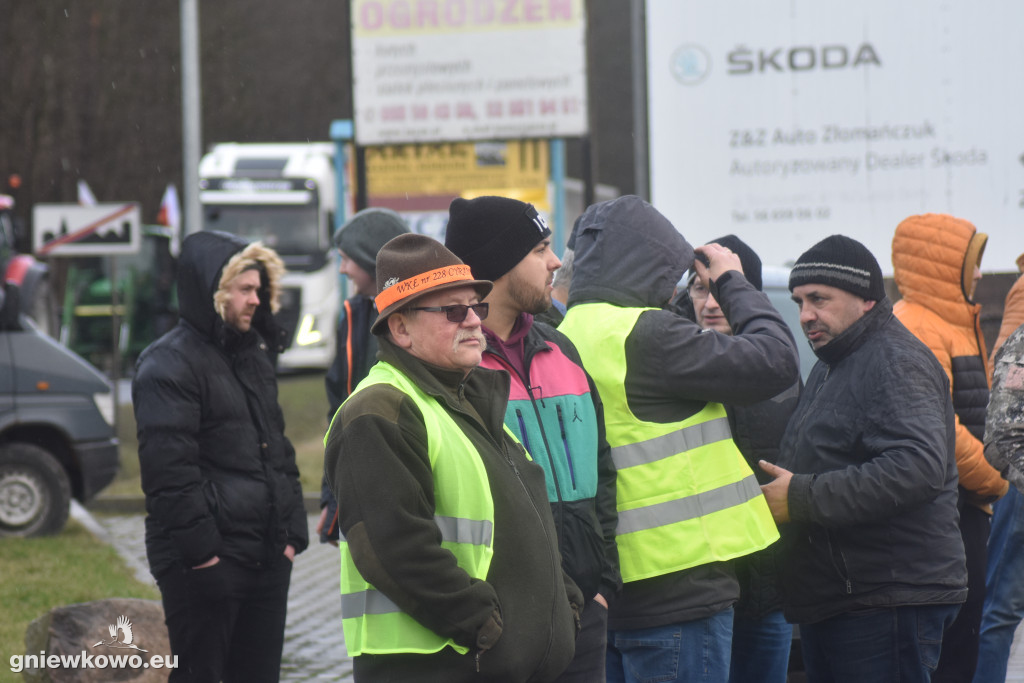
top-left (334, 208), bottom-right (410, 280)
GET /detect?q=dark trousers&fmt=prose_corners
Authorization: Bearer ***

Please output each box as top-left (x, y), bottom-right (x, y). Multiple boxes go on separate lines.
top-left (934, 502), bottom-right (990, 683)
top-left (800, 604), bottom-right (960, 683)
top-left (553, 598), bottom-right (609, 683)
top-left (156, 556), bottom-right (293, 683)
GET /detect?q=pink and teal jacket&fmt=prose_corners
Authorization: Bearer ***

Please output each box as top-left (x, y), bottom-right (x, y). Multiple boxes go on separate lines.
top-left (480, 313), bottom-right (620, 602)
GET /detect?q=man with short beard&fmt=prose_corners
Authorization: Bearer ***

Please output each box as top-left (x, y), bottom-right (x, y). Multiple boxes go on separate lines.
top-left (134, 232), bottom-right (307, 682)
top-left (446, 196), bottom-right (620, 683)
top-left (324, 233), bottom-right (582, 682)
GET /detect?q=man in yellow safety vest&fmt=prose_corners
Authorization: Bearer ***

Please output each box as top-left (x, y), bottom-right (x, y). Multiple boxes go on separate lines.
top-left (324, 233), bottom-right (582, 682)
top-left (560, 195), bottom-right (801, 683)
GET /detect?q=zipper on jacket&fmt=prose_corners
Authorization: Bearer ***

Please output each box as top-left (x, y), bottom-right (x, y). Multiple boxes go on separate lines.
top-left (496, 347), bottom-right (565, 505)
top-left (556, 405), bottom-right (577, 489)
top-left (515, 409), bottom-right (533, 455)
top-left (826, 532), bottom-right (853, 595)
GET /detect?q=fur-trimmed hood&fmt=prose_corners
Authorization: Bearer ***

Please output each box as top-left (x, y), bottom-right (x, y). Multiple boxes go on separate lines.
top-left (177, 231), bottom-right (286, 346)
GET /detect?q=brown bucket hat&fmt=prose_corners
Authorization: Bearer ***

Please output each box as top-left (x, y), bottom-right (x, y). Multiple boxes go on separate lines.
top-left (371, 233), bottom-right (492, 335)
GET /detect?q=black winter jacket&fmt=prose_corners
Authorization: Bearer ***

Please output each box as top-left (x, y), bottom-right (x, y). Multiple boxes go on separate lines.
top-left (133, 232), bottom-right (308, 578)
top-left (776, 298), bottom-right (967, 624)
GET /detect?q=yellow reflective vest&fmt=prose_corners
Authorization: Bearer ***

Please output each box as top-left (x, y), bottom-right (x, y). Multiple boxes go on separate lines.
top-left (560, 303), bottom-right (779, 582)
top-left (324, 361), bottom-right (497, 656)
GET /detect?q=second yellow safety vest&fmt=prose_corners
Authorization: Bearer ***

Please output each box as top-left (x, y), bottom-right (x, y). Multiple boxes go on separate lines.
top-left (560, 302), bottom-right (779, 582)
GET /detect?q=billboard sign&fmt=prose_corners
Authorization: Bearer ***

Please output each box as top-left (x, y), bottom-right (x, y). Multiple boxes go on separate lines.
top-left (351, 0), bottom-right (588, 145)
top-left (646, 1), bottom-right (1024, 273)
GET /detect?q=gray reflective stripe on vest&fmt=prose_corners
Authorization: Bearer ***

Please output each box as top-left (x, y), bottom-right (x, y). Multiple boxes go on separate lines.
top-left (342, 588), bottom-right (401, 617)
top-left (435, 515), bottom-right (493, 546)
top-left (616, 475), bottom-right (763, 535)
top-left (340, 516), bottom-right (491, 545)
top-left (610, 417), bottom-right (732, 470)
top-left (341, 515), bottom-right (492, 620)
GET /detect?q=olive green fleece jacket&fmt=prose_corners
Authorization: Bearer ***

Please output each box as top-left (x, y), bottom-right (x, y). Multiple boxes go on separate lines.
top-left (325, 338), bottom-right (582, 683)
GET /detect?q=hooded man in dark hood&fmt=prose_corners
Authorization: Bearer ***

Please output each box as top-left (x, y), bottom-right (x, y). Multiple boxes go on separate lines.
top-left (560, 195), bottom-right (800, 683)
top-left (133, 230), bottom-right (308, 683)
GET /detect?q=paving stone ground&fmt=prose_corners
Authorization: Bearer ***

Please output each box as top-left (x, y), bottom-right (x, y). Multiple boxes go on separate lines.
top-left (91, 511), bottom-right (353, 682)
top-left (87, 507), bottom-right (1024, 681)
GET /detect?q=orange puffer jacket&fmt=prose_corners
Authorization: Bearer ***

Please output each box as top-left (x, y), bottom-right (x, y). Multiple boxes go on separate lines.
top-left (892, 213), bottom-right (1008, 510)
top-left (991, 252), bottom-right (1024, 363)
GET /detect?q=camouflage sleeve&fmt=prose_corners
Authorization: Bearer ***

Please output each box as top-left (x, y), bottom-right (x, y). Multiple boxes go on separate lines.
top-left (985, 325), bottom-right (1024, 493)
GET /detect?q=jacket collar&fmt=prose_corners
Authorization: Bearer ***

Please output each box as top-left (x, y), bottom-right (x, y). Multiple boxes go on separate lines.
top-left (376, 337), bottom-right (512, 436)
top-left (814, 297), bottom-right (894, 366)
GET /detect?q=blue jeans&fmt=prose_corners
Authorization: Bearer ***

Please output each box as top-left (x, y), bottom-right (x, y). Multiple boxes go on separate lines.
top-left (974, 485), bottom-right (1024, 683)
top-left (607, 607), bottom-right (733, 683)
top-left (729, 609), bottom-right (791, 683)
top-left (799, 604), bottom-right (960, 683)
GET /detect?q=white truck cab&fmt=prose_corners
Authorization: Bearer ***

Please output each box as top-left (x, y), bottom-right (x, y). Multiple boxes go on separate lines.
top-left (198, 142), bottom-right (339, 370)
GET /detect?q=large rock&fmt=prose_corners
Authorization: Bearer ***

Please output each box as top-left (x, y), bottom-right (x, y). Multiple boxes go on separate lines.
top-left (21, 599), bottom-right (172, 682)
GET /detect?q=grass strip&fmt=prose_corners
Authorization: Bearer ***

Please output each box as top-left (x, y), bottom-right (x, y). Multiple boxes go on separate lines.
top-left (0, 520), bottom-right (159, 683)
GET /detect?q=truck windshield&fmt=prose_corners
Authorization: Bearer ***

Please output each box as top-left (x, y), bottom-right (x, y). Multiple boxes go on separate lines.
top-left (202, 204), bottom-right (320, 256)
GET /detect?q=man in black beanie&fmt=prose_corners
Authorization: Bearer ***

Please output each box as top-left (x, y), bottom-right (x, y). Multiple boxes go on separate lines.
top-left (318, 207), bottom-right (408, 544)
top-left (445, 195), bottom-right (621, 683)
top-left (760, 234), bottom-right (967, 681)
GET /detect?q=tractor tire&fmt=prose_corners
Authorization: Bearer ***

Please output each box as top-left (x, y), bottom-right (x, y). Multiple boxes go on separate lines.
top-left (0, 442), bottom-right (72, 537)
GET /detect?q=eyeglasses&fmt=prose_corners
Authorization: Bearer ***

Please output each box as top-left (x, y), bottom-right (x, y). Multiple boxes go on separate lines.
top-left (688, 282), bottom-right (710, 301)
top-left (404, 303), bottom-right (489, 323)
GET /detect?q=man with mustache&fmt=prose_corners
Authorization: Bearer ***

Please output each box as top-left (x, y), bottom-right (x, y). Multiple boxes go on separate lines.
top-left (324, 233), bottom-right (582, 682)
top-left (760, 234), bottom-right (967, 681)
top-left (445, 196), bottom-right (620, 683)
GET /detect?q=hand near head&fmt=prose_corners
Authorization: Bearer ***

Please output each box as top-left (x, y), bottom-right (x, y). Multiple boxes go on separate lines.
top-left (758, 460), bottom-right (792, 523)
top-left (693, 243), bottom-right (744, 285)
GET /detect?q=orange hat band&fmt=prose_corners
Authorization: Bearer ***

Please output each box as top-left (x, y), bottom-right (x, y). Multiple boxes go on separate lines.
top-left (374, 264), bottom-right (475, 313)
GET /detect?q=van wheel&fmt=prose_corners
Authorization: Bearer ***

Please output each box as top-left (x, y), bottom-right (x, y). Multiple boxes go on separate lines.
top-left (0, 443), bottom-right (71, 537)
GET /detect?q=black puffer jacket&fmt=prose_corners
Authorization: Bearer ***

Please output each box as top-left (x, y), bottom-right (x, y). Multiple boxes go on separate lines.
top-left (776, 298), bottom-right (967, 624)
top-left (133, 231), bottom-right (308, 578)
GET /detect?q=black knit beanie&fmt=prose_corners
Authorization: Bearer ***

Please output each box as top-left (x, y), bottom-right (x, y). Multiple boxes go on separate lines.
top-left (710, 234), bottom-right (762, 291)
top-left (444, 196), bottom-right (551, 282)
top-left (789, 234), bottom-right (885, 301)
top-left (334, 207), bottom-right (410, 280)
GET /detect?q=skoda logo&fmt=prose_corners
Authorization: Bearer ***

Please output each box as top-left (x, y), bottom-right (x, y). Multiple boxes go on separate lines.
top-left (670, 44), bottom-right (711, 85)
